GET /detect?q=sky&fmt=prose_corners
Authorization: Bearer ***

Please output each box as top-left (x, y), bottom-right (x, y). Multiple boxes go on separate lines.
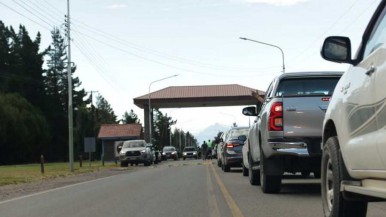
top-left (0, 0), bottom-right (380, 137)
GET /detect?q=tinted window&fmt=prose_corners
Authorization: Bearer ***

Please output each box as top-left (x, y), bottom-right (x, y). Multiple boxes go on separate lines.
top-left (275, 78), bottom-right (340, 97)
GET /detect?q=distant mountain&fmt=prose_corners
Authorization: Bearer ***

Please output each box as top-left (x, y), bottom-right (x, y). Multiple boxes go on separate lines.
top-left (195, 123), bottom-right (229, 146)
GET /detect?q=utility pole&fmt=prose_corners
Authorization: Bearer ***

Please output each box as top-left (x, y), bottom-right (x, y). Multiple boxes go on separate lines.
top-left (66, 0), bottom-right (74, 172)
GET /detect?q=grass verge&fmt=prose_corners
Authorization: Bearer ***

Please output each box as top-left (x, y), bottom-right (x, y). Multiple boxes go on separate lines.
top-left (0, 161), bottom-right (119, 186)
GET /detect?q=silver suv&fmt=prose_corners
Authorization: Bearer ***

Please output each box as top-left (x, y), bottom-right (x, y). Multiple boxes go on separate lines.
top-left (320, 1), bottom-right (386, 216)
top-left (119, 140), bottom-right (153, 166)
top-left (243, 71), bottom-right (342, 193)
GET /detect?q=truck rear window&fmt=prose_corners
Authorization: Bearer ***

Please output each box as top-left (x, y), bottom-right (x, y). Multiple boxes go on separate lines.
top-left (275, 77), bottom-right (340, 97)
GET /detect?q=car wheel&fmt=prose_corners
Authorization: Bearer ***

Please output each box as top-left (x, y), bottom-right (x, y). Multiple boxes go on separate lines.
top-left (120, 162), bottom-right (128, 167)
top-left (260, 147), bottom-right (281, 193)
top-left (242, 164), bottom-right (249, 177)
top-left (321, 136), bottom-right (367, 217)
top-left (218, 159), bottom-right (222, 167)
top-left (248, 154), bottom-right (260, 185)
top-left (223, 162), bottom-right (230, 172)
top-left (183, 158), bottom-right (186, 160)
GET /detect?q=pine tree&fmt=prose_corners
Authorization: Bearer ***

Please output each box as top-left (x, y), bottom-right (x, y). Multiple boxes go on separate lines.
top-left (95, 94), bottom-right (117, 124)
top-left (122, 109), bottom-right (140, 124)
top-left (44, 27), bottom-right (89, 161)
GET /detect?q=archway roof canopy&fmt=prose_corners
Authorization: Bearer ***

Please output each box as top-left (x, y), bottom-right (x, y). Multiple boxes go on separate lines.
top-left (133, 84), bottom-right (265, 109)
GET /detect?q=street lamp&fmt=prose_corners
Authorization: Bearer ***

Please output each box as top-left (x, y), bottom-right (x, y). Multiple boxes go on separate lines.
top-left (148, 74), bottom-right (179, 143)
top-left (240, 37), bottom-right (285, 73)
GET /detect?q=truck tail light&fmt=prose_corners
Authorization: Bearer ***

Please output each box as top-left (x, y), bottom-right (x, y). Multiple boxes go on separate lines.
top-left (269, 102), bottom-right (283, 131)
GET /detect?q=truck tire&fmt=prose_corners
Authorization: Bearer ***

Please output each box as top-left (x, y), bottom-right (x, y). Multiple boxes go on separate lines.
top-left (260, 148), bottom-right (281, 193)
top-left (120, 161), bottom-right (128, 167)
top-left (242, 164), bottom-right (249, 176)
top-left (321, 136), bottom-right (367, 217)
top-left (248, 154), bottom-right (260, 185)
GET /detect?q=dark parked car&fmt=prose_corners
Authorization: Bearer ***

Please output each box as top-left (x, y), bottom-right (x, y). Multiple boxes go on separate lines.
top-left (182, 146), bottom-right (198, 160)
top-left (221, 127), bottom-right (249, 172)
top-left (162, 146), bottom-right (178, 160)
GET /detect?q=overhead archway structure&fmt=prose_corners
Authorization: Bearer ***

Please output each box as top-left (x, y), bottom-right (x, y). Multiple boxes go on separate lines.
top-left (133, 84), bottom-right (265, 143)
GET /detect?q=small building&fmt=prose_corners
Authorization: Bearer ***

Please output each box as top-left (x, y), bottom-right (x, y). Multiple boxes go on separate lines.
top-left (97, 124), bottom-right (143, 161)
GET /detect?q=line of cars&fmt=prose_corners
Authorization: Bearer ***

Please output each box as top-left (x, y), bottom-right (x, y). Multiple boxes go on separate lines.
top-left (217, 1), bottom-right (386, 216)
top-left (118, 139), bottom-right (199, 166)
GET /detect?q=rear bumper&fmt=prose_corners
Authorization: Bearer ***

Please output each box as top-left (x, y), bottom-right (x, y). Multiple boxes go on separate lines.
top-left (266, 138), bottom-right (322, 158)
top-left (224, 156), bottom-right (243, 167)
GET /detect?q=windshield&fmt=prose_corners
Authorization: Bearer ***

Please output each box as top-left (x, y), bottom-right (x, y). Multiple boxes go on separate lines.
top-left (183, 147), bottom-right (195, 152)
top-left (275, 78), bottom-right (340, 97)
top-left (163, 147), bottom-right (175, 151)
top-left (122, 141), bottom-right (145, 148)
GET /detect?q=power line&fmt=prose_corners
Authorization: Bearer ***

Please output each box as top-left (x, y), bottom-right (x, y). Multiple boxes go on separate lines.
top-left (72, 28), bottom-right (271, 77)
top-left (38, 0), bottom-right (277, 74)
top-left (72, 20), bottom-right (270, 72)
top-left (12, 0), bottom-right (56, 29)
top-left (38, 0), bottom-right (258, 72)
top-left (0, 2), bottom-right (51, 31)
top-left (24, 0), bottom-right (64, 25)
top-left (289, 0), bottom-right (361, 64)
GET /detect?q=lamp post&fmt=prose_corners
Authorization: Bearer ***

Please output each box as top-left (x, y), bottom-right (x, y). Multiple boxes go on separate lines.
top-left (148, 74), bottom-right (178, 143)
top-left (240, 37), bottom-right (285, 73)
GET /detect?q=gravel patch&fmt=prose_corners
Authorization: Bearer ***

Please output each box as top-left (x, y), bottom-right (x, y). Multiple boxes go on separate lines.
top-left (0, 167), bottom-right (134, 202)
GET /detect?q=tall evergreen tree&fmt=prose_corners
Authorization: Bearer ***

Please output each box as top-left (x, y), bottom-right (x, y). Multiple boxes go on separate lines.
top-left (95, 94), bottom-right (117, 124)
top-left (0, 21), bottom-right (10, 92)
top-left (44, 28), bottom-right (89, 161)
top-left (6, 25), bottom-right (45, 109)
top-left (122, 109), bottom-right (140, 124)
top-left (153, 109), bottom-right (177, 148)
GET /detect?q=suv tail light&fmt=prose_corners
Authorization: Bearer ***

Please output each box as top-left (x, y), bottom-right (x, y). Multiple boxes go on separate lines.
top-left (227, 144), bottom-right (235, 148)
top-left (269, 102), bottom-right (283, 131)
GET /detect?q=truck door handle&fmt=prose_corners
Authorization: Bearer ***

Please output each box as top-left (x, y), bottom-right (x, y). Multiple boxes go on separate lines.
top-left (366, 66), bottom-right (376, 76)
top-left (286, 107), bottom-right (296, 111)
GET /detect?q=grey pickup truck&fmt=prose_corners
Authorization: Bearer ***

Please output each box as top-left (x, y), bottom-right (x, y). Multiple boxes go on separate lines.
top-left (242, 71), bottom-right (342, 193)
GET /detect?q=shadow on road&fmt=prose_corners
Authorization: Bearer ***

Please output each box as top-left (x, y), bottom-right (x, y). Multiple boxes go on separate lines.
top-left (280, 182), bottom-right (321, 195)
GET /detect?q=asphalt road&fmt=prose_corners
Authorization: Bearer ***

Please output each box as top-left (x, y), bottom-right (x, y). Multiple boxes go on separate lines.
top-left (0, 159), bottom-right (385, 217)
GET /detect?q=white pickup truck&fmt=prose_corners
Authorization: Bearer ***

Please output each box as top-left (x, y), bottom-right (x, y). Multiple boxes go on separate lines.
top-left (320, 1), bottom-right (386, 216)
top-left (242, 71), bottom-right (342, 193)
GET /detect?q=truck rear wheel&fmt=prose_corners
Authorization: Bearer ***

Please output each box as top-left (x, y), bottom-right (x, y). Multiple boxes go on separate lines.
top-left (248, 154), bottom-right (260, 185)
top-left (321, 136), bottom-right (367, 217)
top-left (260, 148), bottom-right (281, 193)
top-left (242, 164), bottom-right (249, 176)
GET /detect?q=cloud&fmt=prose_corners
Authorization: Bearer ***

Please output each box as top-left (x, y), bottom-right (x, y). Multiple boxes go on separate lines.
top-left (244, 0), bottom-right (308, 6)
top-left (107, 4), bottom-right (128, 9)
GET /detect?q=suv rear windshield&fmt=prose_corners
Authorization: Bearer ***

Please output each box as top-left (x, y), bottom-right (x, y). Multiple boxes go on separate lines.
top-left (228, 128), bottom-right (249, 139)
top-left (275, 78), bottom-right (340, 97)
